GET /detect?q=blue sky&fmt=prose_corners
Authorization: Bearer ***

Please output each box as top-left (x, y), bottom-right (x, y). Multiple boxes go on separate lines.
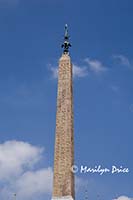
top-left (0, 0), bottom-right (133, 200)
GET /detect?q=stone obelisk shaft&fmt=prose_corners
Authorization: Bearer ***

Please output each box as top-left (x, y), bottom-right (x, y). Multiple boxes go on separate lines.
top-left (52, 53), bottom-right (74, 200)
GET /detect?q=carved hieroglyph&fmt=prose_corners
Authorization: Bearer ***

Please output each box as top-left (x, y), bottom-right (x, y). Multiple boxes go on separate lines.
top-left (52, 53), bottom-right (75, 199)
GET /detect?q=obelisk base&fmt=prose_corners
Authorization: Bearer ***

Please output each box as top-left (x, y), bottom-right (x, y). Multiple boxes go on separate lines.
top-left (52, 196), bottom-right (74, 200)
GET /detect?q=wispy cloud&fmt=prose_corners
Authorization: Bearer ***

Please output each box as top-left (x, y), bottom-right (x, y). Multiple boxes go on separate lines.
top-left (73, 64), bottom-right (88, 78)
top-left (129, 104), bottom-right (133, 113)
top-left (49, 57), bottom-right (108, 79)
top-left (113, 196), bottom-right (133, 200)
top-left (49, 65), bottom-right (58, 79)
top-left (49, 64), bottom-right (88, 79)
top-left (0, 0), bottom-right (19, 6)
top-left (113, 55), bottom-right (132, 69)
top-left (110, 85), bottom-right (120, 93)
top-left (84, 58), bottom-right (107, 73)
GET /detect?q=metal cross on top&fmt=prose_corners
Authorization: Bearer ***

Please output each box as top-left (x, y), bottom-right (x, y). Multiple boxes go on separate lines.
top-left (61, 24), bottom-right (72, 54)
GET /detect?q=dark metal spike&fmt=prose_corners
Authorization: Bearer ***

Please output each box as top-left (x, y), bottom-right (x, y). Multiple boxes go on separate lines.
top-left (61, 24), bottom-right (71, 54)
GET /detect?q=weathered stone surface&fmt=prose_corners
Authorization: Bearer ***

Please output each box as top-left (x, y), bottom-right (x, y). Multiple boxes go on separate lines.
top-left (52, 196), bottom-right (74, 200)
top-left (52, 53), bottom-right (75, 199)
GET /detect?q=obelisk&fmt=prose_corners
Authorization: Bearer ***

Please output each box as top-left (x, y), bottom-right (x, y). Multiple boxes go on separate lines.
top-left (52, 25), bottom-right (75, 200)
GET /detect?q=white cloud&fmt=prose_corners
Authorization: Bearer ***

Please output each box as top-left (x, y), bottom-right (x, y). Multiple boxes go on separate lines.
top-left (14, 168), bottom-right (53, 199)
top-left (73, 64), bottom-right (88, 78)
top-left (50, 66), bottom-right (58, 79)
top-left (0, 168), bottom-right (53, 200)
top-left (113, 55), bottom-right (131, 68)
top-left (49, 64), bottom-right (88, 79)
top-left (0, 140), bottom-right (43, 180)
top-left (49, 57), bottom-right (108, 78)
top-left (113, 196), bottom-right (132, 200)
top-left (0, 140), bottom-right (52, 200)
top-left (85, 58), bottom-right (107, 73)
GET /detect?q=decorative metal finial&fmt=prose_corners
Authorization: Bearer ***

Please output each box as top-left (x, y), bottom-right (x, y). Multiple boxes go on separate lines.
top-left (61, 24), bottom-right (71, 54)
top-left (65, 24), bottom-right (68, 38)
